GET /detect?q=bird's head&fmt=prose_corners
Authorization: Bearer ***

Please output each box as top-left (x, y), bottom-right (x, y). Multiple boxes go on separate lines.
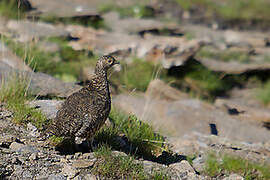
top-left (95, 55), bottom-right (119, 74)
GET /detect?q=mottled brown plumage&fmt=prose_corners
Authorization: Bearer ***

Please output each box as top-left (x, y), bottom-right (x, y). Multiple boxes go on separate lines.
top-left (49, 55), bottom-right (119, 140)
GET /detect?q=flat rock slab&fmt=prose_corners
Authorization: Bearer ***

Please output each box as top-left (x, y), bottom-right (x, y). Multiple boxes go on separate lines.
top-left (103, 12), bottom-right (182, 34)
top-left (7, 20), bottom-right (69, 42)
top-left (0, 62), bottom-right (81, 98)
top-left (198, 57), bottom-right (270, 74)
top-left (112, 80), bottom-right (270, 143)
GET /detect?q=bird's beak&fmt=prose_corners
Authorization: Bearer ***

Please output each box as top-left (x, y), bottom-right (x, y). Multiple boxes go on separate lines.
top-left (114, 60), bottom-right (120, 65)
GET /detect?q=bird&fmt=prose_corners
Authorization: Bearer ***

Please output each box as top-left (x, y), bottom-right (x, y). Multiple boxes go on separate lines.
top-left (47, 55), bottom-right (119, 146)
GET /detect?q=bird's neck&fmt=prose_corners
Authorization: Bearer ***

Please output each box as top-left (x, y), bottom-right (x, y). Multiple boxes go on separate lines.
top-left (88, 70), bottom-right (110, 93)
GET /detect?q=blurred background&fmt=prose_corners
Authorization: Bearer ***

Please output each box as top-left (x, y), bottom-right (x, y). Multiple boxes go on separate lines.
top-left (1, 0), bottom-right (270, 179)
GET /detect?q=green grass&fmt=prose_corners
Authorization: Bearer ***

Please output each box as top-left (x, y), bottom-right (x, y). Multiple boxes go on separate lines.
top-left (92, 145), bottom-right (147, 179)
top-left (92, 145), bottom-right (170, 179)
top-left (197, 47), bottom-right (251, 63)
top-left (175, 0), bottom-right (270, 21)
top-left (204, 153), bottom-right (270, 179)
top-left (99, 3), bottom-right (154, 18)
top-left (256, 81), bottom-right (270, 105)
top-left (0, 75), bottom-right (47, 129)
top-left (2, 36), bottom-right (96, 82)
top-left (0, 0), bottom-right (28, 19)
top-left (95, 107), bottom-right (167, 159)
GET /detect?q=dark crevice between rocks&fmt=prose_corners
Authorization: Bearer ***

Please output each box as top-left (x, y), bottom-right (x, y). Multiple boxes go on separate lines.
top-left (139, 28), bottom-right (184, 37)
top-left (263, 122), bottom-right (270, 130)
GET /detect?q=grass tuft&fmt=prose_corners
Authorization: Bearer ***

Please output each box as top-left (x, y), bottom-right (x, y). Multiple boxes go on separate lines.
top-left (204, 153), bottom-right (270, 179)
top-left (95, 107), bottom-right (167, 159)
top-left (2, 36), bottom-right (95, 82)
top-left (0, 75), bottom-right (47, 129)
top-left (92, 145), bottom-right (147, 179)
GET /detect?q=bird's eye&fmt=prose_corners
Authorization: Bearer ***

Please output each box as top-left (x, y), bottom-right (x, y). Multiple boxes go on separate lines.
top-left (108, 59), bottom-right (113, 64)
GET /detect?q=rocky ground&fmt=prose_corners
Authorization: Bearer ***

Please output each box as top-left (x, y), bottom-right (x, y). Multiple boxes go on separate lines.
top-left (0, 0), bottom-right (270, 179)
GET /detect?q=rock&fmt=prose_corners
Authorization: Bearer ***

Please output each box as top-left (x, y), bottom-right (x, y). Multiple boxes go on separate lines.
top-left (84, 174), bottom-right (97, 180)
top-left (67, 25), bottom-right (204, 68)
top-left (48, 174), bottom-right (67, 180)
top-left (103, 11), bottom-right (182, 34)
top-left (198, 57), bottom-right (270, 74)
top-left (28, 100), bottom-right (64, 119)
top-left (71, 159), bottom-right (95, 169)
top-left (192, 155), bottom-right (205, 173)
top-left (82, 153), bottom-right (95, 160)
top-left (215, 98), bottom-right (270, 123)
top-left (28, 0), bottom-right (99, 17)
top-left (0, 62), bottom-right (81, 97)
top-left (29, 153), bottom-right (38, 161)
top-left (7, 20), bottom-right (69, 42)
top-left (146, 79), bottom-right (188, 101)
top-left (169, 160), bottom-right (195, 174)
top-left (223, 174), bottom-right (244, 180)
top-left (27, 123), bottom-right (40, 137)
top-left (9, 142), bottom-right (25, 151)
top-left (0, 43), bottom-right (31, 71)
top-left (113, 92), bottom-right (270, 143)
top-left (62, 164), bottom-right (78, 179)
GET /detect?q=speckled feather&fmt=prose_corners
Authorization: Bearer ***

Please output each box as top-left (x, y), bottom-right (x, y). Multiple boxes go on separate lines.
top-left (48, 55), bottom-right (118, 139)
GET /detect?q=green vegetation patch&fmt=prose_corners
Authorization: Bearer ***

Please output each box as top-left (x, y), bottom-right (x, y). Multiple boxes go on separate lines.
top-left (0, 0), bottom-right (30, 19)
top-left (95, 107), bottom-right (167, 159)
top-left (204, 153), bottom-right (270, 179)
top-left (175, 0), bottom-right (270, 21)
top-left (197, 47), bottom-right (251, 63)
top-left (167, 60), bottom-right (238, 101)
top-left (0, 75), bottom-right (47, 129)
top-left (92, 145), bottom-right (170, 180)
top-left (256, 81), bottom-right (270, 105)
top-left (3, 36), bottom-right (95, 82)
top-left (92, 146), bottom-right (146, 179)
top-left (40, 15), bottom-right (106, 29)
